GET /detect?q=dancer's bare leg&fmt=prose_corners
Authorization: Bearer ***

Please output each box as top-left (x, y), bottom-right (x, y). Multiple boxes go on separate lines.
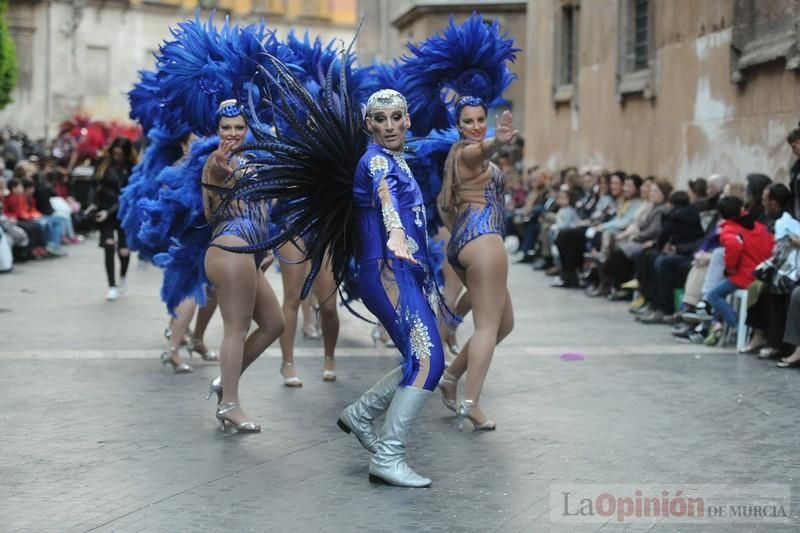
top-left (301, 298), bottom-right (315, 336)
top-left (241, 271), bottom-right (284, 374)
top-left (166, 298), bottom-right (196, 366)
top-left (277, 239), bottom-right (306, 383)
top-left (312, 261), bottom-right (339, 376)
top-left (205, 240), bottom-right (258, 425)
top-left (193, 288), bottom-right (217, 338)
top-left (442, 235), bottom-right (513, 423)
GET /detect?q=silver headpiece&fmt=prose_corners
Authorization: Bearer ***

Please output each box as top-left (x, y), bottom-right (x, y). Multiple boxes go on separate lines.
top-left (366, 89), bottom-right (407, 117)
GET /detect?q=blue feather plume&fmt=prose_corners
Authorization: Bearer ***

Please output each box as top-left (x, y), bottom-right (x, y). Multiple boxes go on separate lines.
top-left (155, 14), bottom-right (269, 136)
top-left (399, 13), bottom-right (519, 136)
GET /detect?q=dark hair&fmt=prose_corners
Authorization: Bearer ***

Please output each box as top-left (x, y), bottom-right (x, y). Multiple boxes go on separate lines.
top-left (109, 137), bottom-right (137, 165)
top-left (610, 170), bottom-right (627, 181)
top-left (688, 177), bottom-right (708, 197)
top-left (653, 178), bottom-right (674, 201)
top-left (669, 190), bottom-right (690, 208)
top-left (7, 177), bottom-right (20, 190)
top-left (21, 177), bottom-right (35, 189)
top-left (787, 128), bottom-right (800, 144)
top-left (718, 195), bottom-right (755, 229)
top-left (625, 173), bottom-right (643, 192)
top-left (766, 183), bottom-right (792, 211)
top-left (745, 173), bottom-right (772, 200)
top-left (454, 96), bottom-right (487, 122)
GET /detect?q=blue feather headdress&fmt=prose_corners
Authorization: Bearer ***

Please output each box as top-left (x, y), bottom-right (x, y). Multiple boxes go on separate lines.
top-left (399, 13), bottom-right (519, 136)
top-left (155, 14), bottom-right (270, 136)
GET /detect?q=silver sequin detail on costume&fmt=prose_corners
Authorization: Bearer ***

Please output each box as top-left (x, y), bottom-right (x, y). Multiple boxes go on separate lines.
top-left (369, 155), bottom-right (390, 177)
top-left (408, 313), bottom-right (433, 360)
top-left (405, 235), bottom-right (419, 254)
top-left (382, 147), bottom-right (413, 179)
top-left (382, 203), bottom-right (403, 233)
top-left (412, 206), bottom-right (424, 228)
top-left (366, 89), bottom-right (408, 116)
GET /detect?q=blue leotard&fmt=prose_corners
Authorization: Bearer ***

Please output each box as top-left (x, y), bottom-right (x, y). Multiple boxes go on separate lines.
top-left (447, 163), bottom-right (505, 270)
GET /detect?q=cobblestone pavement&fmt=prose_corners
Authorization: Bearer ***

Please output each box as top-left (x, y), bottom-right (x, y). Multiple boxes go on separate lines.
top-left (1, 242), bottom-right (799, 532)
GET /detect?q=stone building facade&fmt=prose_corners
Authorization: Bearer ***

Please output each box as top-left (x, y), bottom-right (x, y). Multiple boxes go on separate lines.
top-left (524, 0), bottom-right (800, 185)
top-left (356, 0), bottom-right (528, 132)
top-left (1, 0), bottom-right (356, 139)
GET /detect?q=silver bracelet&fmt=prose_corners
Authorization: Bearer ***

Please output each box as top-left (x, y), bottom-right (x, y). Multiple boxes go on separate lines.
top-left (381, 203), bottom-right (404, 234)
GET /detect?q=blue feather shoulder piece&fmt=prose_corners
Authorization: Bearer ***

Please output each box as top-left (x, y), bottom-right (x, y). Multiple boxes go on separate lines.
top-left (150, 136), bottom-right (220, 314)
top-left (399, 13), bottom-right (519, 136)
top-left (119, 127), bottom-right (187, 261)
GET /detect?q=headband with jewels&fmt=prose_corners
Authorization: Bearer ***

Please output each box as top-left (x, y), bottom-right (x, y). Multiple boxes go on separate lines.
top-left (216, 99), bottom-right (243, 120)
top-left (454, 96), bottom-right (487, 122)
top-left (366, 89), bottom-right (407, 117)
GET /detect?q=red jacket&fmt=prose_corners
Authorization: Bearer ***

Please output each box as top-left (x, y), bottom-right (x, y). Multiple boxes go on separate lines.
top-left (3, 193), bottom-right (42, 222)
top-left (719, 218), bottom-right (774, 288)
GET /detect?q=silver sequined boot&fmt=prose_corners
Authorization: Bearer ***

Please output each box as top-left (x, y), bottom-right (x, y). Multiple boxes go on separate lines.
top-left (337, 366), bottom-right (403, 453)
top-left (368, 386), bottom-right (432, 488)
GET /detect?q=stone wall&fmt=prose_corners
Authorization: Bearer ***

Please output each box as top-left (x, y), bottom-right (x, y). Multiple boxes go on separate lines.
top-left (524, 0), bottom-right (800, 185)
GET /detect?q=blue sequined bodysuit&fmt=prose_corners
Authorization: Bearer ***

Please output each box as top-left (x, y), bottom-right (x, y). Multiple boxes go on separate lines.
top-left (203, 155), bottom-right (271, 266)
top-left (352, 143), bottom-right (445, 391)
top-left (447, 163), bottom-right (506, 270)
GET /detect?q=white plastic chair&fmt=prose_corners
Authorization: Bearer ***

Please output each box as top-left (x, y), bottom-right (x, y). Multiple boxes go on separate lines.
top-left (728, 289), bottom-right (749, 351)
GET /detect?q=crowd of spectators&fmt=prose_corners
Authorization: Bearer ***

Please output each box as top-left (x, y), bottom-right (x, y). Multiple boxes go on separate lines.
top-left (0, 128), bottom-right (137, 273)
top-left (502, 125), bottom-right (800, 368)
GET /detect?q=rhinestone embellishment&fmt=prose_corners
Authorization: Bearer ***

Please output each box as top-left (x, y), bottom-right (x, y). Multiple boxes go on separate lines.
top-left (381, 147), bottom-right (413, 178)
top-left (369, 155), bottom-right (389, 177)
top-left (405, 235), bottom-right (419, 254)
top-left (408, 313), bottom-right (432, 360)
top-left (412, 206), bottom-right (424, 228)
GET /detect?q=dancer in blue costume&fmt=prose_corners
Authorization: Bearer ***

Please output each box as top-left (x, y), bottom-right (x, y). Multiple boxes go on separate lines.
top-left (437, 97), bottom-right (518, 431)
top-left (202, 99), bottom-right (284, 432)
top-left (336, 89), bottom-right (446, 487)
top-left (396, 14), bottom-right (519, 363)
top-left (216, 40), bottom-right (450, 482)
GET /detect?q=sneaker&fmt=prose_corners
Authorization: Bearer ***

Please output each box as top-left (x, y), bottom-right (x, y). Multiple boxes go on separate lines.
top-left (118, 277), bottom-right (127, 294)
top-left (703, 326), bottom-right (724, 346)
top-left (621, 279), bottom-right (640, 290)
top-left (681, 308), bottom-right (713, 324)
top-left (686, 330), bottom-right (707, 343)
top-left (629, 295), bottom-right (646, 310)
top-left (671, 323), bottom-right (692, 338)
top-left (45, 246), bottom-right (67, 258)
top-left (106, 287), bottom-right (120, 301)
top-left (630, 303), bottom-right (652, 316)
top-left (639, 310), bottom-right (666, 324)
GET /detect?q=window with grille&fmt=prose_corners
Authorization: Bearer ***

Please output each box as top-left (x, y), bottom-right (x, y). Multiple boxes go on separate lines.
top-left (617, 0), bottom-right (654, 99)
top-left (632, 0), bottom-right (649, 70)
top-left (553, 0), bottom-right (579, 103)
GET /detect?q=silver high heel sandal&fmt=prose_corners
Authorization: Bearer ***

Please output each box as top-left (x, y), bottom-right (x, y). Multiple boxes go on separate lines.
top-left (205, 376), bottom-right (223, 404)
top-left (438, 371), bottom-right (457, 413)
top-left (456, 400), bottom-right (496, 432)
top-left (186, 338), bottom-right (219, 361)
top-left (322, 356), bottom-right (336, 382)
top-left (216, 402), bottom-right (260, 433)
top-left (280, 361), bottom-right (303, 387)
top-left (160, 348), bottom-right (193, 374)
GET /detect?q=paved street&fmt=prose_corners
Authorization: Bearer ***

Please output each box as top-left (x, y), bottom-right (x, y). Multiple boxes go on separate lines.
top-left (1, 241), bottom-right (799, 532)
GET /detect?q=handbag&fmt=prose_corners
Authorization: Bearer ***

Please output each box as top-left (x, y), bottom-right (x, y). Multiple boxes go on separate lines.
top-left (755, 237), bottom-right (800, 293)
